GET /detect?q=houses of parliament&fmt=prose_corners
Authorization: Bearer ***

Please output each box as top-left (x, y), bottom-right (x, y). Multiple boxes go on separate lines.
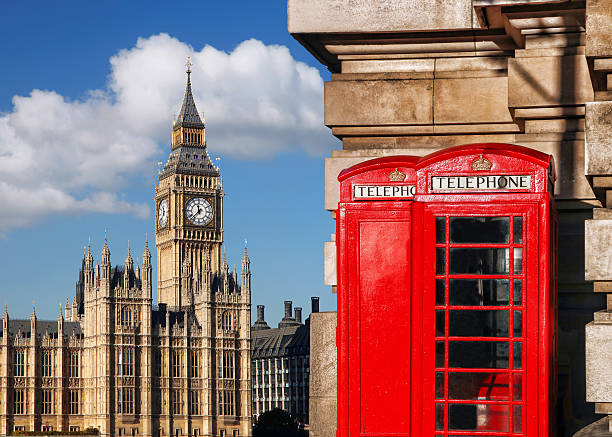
top-left (0, 64), bottom-right (252, 437)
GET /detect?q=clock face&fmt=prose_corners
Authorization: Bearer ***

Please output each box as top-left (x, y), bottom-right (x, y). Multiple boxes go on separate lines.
top-left (185, 197), bottom-right (213, 226)
top-left (158, 199), bottom-right (169, 228)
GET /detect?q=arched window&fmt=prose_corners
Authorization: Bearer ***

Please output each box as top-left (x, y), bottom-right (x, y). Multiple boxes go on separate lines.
top-left (221, 312), bottom-right (232, 331)
top-left (121, 307), bottom-right (132, 327)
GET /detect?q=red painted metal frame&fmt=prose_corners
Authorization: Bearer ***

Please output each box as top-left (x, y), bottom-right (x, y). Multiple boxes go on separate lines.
top-left (336, 144), bottom-right (557, 437)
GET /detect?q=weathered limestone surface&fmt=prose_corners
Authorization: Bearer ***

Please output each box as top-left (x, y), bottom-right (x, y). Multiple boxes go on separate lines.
top-left (586, 322), bottom-right (612, 402)
top-left (586, 0), bottom-right (612, 58)
top-left (324, 80), bottom-right (433, 126)
top-left (573, 416), bottom-right (612, 436)
top-left (309, 312), bottom-right (337, 437)
top-left (288, 0), bottom-right (474, 33)
top-left (524, 140), bottom-right (593, 199)
top-left (585, 220), bottom-right (612, 281)
top-left (508, 56), bottom-right (594, 108)
top-left (434, 77), bottom-right (513, 124)
top-left (586, 102), bottom-right (612, 175)
top-left (324, 240), bottom-right (336, 286)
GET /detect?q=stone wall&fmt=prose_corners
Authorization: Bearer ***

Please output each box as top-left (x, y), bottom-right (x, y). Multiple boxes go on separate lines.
top-left (583, 0), bottom-right (612, 433)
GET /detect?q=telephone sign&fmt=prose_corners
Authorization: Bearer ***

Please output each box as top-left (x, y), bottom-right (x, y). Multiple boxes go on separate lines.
top-left (336, 144), bottom-right (557, 437)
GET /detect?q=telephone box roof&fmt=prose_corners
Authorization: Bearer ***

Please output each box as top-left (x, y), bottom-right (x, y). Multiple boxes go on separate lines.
top-left (415, 143), bottom-right (556, 183)
top-left (338, 155), bottom-right (419, 182)
top-left (338, 144), bottom-right (555, 184)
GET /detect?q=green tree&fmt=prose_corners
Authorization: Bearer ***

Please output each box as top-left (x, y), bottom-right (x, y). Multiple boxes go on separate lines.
top-left (253, 408), bottom-right (306, 437)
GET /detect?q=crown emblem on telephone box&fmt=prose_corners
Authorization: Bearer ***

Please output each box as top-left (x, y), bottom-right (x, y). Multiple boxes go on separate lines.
top-left (472, 155), bottom-right (492, 171)
top-left (388, 168), bottom-right (406, 182)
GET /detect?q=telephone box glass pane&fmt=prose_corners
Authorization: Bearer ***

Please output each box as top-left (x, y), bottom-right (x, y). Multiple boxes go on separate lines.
top-left (513, 280), bottom-right (522, 305)
top-left (436, 310), bottom-right (445, 336)
top-left (513, 405), bottom-right (522, 432)
top-left (449, 310), bottom-right (509, 337)
top-left (513, 373), bottom-right (523, 400)
top-left (435, 372), bottom-right (444, 399)
top-left (435, 404), bottom-right (444, 430)
top-left (513, 248), bottom-right (523, 274)
top-left (436, 279), bottom-right (445, 305)
top-left (513, 311), bottom-right (522, 337)
top-left (449, 279), bottom-right (509, 306)
top-left (436, 342), bottom-right (445, 368)
top-left (513, 342), bottom-right (522, 369)
top-left (514, 216), bottom-right (523, 243)
top-left (449, 248), bottom-right (509, 274)
top-left (436, 248), bottom-right (446, 275)
top-left (448, 342), bottom-right (508, 368)
top-left (450, 217), bottom-right (509, 244)
top-left (436, 217), bottom-right (446, 243)
top-left (448, 372), bottom-right (509, 400)
top-left (448, 404), bottom-right (509, 432)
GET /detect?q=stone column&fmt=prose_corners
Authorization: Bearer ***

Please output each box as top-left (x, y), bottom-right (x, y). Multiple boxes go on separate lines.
top-left (584, 0), bottom-right (612, 433)
top-left (308, 312), bottom-right (336, 437)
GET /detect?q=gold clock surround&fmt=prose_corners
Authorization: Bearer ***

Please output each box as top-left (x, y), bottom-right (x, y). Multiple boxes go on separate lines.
top-left (157, 197), bottom-right (169, 230)
top-left (184, 195), bottom-right (215, 228)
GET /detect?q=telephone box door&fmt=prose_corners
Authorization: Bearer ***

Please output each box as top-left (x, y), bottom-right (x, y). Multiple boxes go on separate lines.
top-left (419, 203), bottom-right (539, 437)
top-left (413, 143), bottom-right (557, 437)
top-left (341, 205), bottom-right (413, 435)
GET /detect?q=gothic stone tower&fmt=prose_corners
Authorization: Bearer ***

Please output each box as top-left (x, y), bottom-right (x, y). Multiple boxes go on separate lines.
top-left (155, 61), bottom-right (252, 436)
top-left (155, 62), bottom-right (222, 307)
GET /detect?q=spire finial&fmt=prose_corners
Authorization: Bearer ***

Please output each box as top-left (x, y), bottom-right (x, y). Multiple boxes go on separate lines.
top-left (32, 302), bottom-right (36, 317)
top-left (127, 240), bottom-right (130, 255)
top-left (186, 56), bottom-right (192, 75)
top-left (145, 232), bottom-right (148, 248)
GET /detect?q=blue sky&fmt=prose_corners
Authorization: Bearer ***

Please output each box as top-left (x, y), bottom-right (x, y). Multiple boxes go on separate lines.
top-left (0, 1), bottom-right (338, 325)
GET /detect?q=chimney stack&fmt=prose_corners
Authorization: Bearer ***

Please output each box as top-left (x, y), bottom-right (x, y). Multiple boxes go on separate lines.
top-left (311, 296), bottom-right (320, 313)
top-left (294, 307), bottom-right (302, 324)
top-left (284, 301), bottom-right (293, 319)
top-left (252, 304), bottom-right (271, 331)
top-left (257, 305), bottom-right (265, 321)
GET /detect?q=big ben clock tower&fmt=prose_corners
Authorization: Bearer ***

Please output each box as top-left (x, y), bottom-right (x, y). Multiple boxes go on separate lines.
top-left (155, 59), bottom-right (224, 308)
top-left (155, 62), bottom-right (252, 437)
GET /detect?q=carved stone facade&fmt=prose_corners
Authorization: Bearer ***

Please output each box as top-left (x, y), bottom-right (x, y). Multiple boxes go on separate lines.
top-left (0, 69), bottom-right (252, 437)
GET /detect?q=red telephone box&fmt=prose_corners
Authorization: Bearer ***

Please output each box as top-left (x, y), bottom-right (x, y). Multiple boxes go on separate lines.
top-left (336, 156), bottom-right (418, 437)
top-left (336, 144), bottom-right (557, 437)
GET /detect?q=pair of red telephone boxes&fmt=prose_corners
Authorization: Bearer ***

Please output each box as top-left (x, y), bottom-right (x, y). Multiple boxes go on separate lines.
top-left (336, 144), bottom-right (557, 437)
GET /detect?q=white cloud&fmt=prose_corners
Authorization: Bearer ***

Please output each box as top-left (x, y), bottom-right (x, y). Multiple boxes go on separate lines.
top-left (0, 34), bottom-right (331, 233)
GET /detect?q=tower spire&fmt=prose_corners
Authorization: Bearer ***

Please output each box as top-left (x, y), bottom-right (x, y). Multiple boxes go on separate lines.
top-left (176, 57), bottom-right (203, 128)
top-left (186, 56), bottom-right (192, 78)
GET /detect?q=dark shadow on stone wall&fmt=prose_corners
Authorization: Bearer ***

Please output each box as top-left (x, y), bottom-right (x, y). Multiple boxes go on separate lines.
top-left (558, 209), bottom-right (606, 436)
